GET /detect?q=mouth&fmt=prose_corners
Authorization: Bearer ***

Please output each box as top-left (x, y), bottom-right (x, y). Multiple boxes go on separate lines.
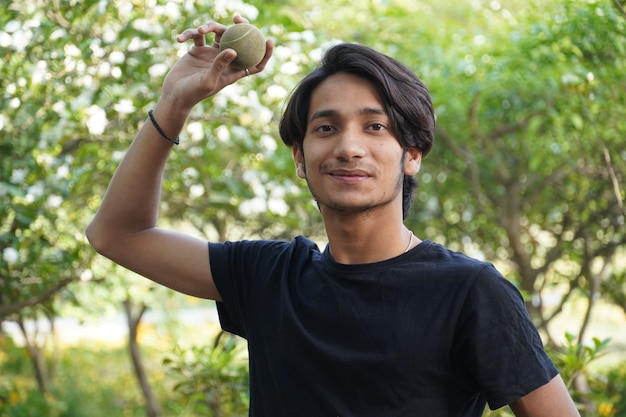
top-left (328, 168), bottom-right (370, 182)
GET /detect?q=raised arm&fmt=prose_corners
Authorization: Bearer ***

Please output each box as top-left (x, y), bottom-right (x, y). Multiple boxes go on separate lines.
top-left (86, 17), bottom-right (273, 300)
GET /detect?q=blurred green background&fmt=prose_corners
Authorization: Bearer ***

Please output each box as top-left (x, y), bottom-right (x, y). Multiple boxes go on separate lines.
top-left (1, 0), bottom-right (625, 415)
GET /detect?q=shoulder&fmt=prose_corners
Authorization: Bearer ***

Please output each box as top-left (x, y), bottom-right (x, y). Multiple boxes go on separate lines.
top-left (210, 235), bottom-right (317, 252)
top-left (418, 240), bottom-right (489, 265)
top-left (416, 240), bottom-right (501, 281)
top-left (209, 235), bottom-right (321, 269)
top-left (414, 241), bottom-right (524, 308)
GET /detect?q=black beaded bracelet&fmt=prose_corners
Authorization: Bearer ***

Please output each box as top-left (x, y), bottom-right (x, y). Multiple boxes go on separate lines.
top-left (148, 110), bottom-right (180, 145)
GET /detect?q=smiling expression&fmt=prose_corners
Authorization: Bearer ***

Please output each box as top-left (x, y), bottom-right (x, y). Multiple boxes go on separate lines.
top-left (293, 72), bottom-right (421, 218)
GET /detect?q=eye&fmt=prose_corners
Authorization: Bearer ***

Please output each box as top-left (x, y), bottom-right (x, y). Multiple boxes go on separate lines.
top-left (368, 122), bottom-right (387, 132)
top-left (314, 124), bottom-right (335, 133)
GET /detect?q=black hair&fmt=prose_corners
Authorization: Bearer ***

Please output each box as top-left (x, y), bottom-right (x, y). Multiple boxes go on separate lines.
top-left (279, 43), bottom-right (435, 219)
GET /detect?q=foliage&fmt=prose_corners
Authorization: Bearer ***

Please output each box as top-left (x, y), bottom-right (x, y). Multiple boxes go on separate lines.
top-left (551, 333), bottom-right (613, 413)
top-left (163, 332), bottom-right (249, 416)
top-left (405, 0), bottom-right (626, 340)
top-left (553, 333), bottom-right (612, 387)
top-left (0, 336), bottom-right (173, 417)
top-left (1, 0), bottom-right (625, 415)
top-left (592, 363), bottom-right (626, 417)
top-left (1, 0), bottom-right (98, 319)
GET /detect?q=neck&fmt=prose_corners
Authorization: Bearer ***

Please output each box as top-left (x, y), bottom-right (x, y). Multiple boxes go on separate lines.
top-left (323, 213), bottom-right (418, 264)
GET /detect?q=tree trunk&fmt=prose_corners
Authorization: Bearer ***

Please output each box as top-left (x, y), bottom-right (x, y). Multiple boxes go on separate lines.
top-left (123, 299), bottom-right (163, 417)
top-left (17, 315), bottom-right (52, 393)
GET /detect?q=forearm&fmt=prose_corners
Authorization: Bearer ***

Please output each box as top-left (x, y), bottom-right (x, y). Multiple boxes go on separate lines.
top-left (84, 18), bottom-right (272, 300)
top-left (87, 17), bottom-right (272, 248)
top-left (86, 103), bottom-right (189, 253)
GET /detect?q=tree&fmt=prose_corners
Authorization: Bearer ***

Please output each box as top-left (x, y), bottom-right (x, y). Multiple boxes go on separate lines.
top-left (1, 1), bottom-right (99, 392)
top-left (1, 0), bottom-right (321, 413)
top-left (410, 0), bottom-right (626, 340)
top-left (2, 0), bottom-right (624, 415)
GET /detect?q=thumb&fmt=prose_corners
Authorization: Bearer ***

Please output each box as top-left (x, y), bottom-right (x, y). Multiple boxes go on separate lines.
top-left (213, 48), bottom-right (238, 74)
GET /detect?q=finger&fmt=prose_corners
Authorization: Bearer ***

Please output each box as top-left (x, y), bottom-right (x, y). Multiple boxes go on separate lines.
top-left (233, 14), bottom-right (249, 24)
top-left (212, 49), bottom-right (238, 75)
top-left (198, 21), bottom-right (228, 36)
top-left (198, 22), bottom-right (229, 48)
top-left (177, 22), bottom-right (228, 45)
top-left (176, 28), bottom-right (197, 43)
top-left (176, 28), bottom-right (208, 46)
top-left (248, 39), bottom-right (275, 75)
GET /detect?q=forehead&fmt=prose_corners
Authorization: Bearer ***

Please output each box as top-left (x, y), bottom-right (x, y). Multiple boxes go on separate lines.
top-left (308, 72), bottom-right (385, 118)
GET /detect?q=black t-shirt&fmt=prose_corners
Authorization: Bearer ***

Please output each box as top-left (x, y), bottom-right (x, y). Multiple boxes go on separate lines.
top-left (210, 237), bottom-right (558, 417)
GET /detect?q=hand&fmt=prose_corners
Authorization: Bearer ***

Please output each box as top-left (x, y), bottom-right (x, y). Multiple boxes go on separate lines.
top-left (159, 15), bottom-right (274, 114)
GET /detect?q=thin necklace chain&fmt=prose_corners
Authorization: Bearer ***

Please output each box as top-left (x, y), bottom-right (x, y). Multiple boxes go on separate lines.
top-left (328, 229), bottom-right (415, 258)
top-left (404, 230), bottom-right (414, 253)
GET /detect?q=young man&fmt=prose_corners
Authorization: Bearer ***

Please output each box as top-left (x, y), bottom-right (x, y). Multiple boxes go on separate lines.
top-left (87, 16), bottom-right (581, 417)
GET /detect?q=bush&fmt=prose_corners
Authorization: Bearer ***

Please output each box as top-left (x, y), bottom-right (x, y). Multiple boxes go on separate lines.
top-left (589, 363), bottom-right (626, 417)
top-left (163, 331), bottom-right (250, 417)
top-left (0, 334), bottom-right (174, 417)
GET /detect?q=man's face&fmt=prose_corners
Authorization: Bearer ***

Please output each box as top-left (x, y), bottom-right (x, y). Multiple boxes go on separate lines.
top-left (292, 72), bottom-right (421, 218)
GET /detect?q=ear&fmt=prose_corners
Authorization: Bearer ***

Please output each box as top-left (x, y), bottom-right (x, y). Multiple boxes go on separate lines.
top-left (292, 145), bottom-right (306, 179)
top-left (404, 147), bottom-right (422, 175)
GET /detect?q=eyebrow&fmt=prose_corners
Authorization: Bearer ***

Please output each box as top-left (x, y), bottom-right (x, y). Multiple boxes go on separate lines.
top-left (308, 107), bottom-right (387, 123)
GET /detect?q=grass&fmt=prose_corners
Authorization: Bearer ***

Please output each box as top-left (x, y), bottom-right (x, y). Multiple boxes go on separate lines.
top-left (0, 338), bottom-right (169, 417)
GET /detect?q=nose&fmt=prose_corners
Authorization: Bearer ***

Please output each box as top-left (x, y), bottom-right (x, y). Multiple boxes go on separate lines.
top-left (333, 129), bottom-right (367, 161)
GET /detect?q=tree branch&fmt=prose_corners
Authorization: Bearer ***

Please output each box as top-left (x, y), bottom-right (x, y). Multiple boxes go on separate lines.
top-left (602, 146), bottom-right (625, 213)
top-left (614, 0), bottom-right (626, 19)
top-left (435, 125), bottom-right (488, 213)
top-left (0, 277), bottom-right (75, 318)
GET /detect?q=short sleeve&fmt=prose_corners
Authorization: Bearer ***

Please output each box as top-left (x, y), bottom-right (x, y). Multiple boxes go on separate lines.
top-left (208, 241), bottom-right (247, 338)
top-left (452, 265), bottom-right (558, 409)
top-left (208, 237), bottom-right (320, 340)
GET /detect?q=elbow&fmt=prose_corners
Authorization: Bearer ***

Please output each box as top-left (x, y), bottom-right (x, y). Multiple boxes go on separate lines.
top-left (85, 218), bottom-right (113, 257)
top-left (86, 216), bottom-right (145, 261)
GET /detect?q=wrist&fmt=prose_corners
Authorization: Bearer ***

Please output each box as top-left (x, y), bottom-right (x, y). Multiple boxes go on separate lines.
top-left (148, 110), bottom-right (179, 145)
top-left (154, 94), bottom-right (193, 118)
top-left (151, 100), bottom-right (191, 140)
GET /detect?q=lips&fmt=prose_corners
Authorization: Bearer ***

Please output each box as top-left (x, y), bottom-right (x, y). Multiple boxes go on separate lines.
top-left (327, 168), bottom-right (370, 182)
top-left (330, 168), bottom-right (368, 177)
